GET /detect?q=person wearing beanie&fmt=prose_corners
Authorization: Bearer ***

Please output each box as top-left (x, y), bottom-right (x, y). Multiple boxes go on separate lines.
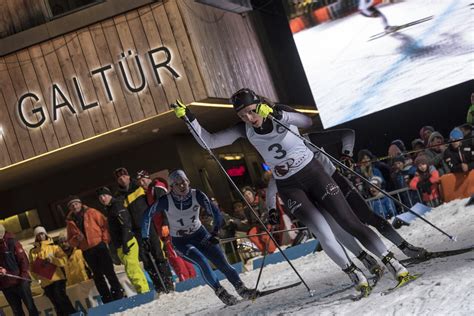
top-left (97, 187), bottom-right (149, 294)
top-left (356, 149), bottom-right (387, 197)
top-left (65, 195), bottom-right (124, 303)
top-left (29, 227), bottom-right (76, 315)
top-left (172, 93), bottom-right (415, 302)
top-left (423, 131), bottom-right (450, 176)
top-left (419, 126), bottom-right (435, 145)
top-left (410, 155), bottom-right (441, 207)
top-left (466, 93), bottom-right (474, 124)
top-left (443, 127), bottom-right (474, 174)
top-left (137, 173), bottom-right (197, 282)
top-left (367, 177), bottom-right (397, 220)
top-left (142, 169), bottom-right (261, 306)
top-left (116, 168), bottom-right (174, 293)
top-left (390, 155), bottom-right (414, 208)
top-left (57, 234), bottom-right (90, 286)
top-left (0, 225), bottom-right (39, 316)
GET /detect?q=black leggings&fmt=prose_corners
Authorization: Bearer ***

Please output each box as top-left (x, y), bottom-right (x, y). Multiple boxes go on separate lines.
top-left (332, 171), bottom-right (405, 247)
top-left (276, 159), bottom-right (387, 257)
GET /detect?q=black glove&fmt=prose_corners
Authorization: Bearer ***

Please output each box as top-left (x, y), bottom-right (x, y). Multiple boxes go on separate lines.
top-left (340, 154), bottom-right (354, 169)
top-left (142, 238), bottom-right (152, 253)
top-left (267, 208), bottom-right (280, 225)
top-left (122, 243), bottom-right (130, 255)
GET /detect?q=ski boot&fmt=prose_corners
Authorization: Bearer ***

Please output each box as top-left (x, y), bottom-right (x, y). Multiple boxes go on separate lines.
top-left (215, 286), bottom-right (238, 306)
top-left (398, 241), bottom-right (429, 259)
top-left (343, 263), bottom-right (372, 299)
top-left (235, 282), bottom-right (260, 300)
top-left (357, 251), bottom-right (384, 282)
top-left (382, 251), bottom-right (408, 281)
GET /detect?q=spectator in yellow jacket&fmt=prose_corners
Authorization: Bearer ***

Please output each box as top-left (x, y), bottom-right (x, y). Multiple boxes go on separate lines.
top-left (29, 226), bottom-right (76, 316)
top-left (57, 234), bottom-right (90, 286)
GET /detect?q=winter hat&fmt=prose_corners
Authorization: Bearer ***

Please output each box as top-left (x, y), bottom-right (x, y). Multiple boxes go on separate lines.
top-left (357, 149), bottom-right (374, 162)
top-left (419, 126), bottom-right (435, 139)
top-left (96, 186), bottom-right (112, 197)
top-left (136, 169), bottom-right (151, 180)
top-left (388, 144), bottom-right (402, 158)
top-left (66, 195), bottom-right (82, 209)
top-left (114, 167), bottom-right (129, 179)
top-left (391, 139), bottom-right (406, 152)
top-left (230, 88), bottom-right (261, 112)
top-left (33, 226), bottom-right (47, 237)
top-left (411, 138), bottom-right (424, 149)
top-left (168, 170), bottom-right (189, 186)
top-left (392, 155), bottom-right (405, 165)
top-left (449, 128), bottom-right (463, 141)
top-left (414, 154), bottom-right (430, 166)
top-left (427, 131), bottom-right (444, 146)
top-left (369, 176), bottom-right (383, 187)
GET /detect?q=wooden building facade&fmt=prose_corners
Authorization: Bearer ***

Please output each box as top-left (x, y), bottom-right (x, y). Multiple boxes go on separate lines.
top-left (0, 0), bottom-right (280, 229)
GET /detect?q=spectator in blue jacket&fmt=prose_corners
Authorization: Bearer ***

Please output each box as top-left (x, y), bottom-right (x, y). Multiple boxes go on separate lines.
top-left (368, 177), bottom-right (397, 219)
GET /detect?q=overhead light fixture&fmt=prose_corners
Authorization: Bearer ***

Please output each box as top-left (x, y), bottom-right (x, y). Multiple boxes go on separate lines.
top-left (220, 154), bottom-right (244, 160)
top-left (120, 129), bottom-right (129, 134)
top-left (0, 126), bottom-right (4, 137)
top-left (190, 102), bottom-right (318, 114)
top-left (152, 128), bottom-right (160, 133)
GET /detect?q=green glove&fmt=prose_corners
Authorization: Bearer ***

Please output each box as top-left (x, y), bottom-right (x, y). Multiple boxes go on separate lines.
top-left (255, 103), bottom-right (274, 118)
top-left (172, 100), bottom-right (195, 121)
top-left (173, 99), bottom-right (187, 119)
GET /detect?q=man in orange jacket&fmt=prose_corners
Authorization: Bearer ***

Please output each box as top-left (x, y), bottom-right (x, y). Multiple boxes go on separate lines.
top-left (65, 196), bottom-right (124, 303)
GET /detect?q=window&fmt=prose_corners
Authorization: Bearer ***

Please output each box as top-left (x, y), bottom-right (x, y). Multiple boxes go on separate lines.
top-left (47, 0), bottom-right (104, 17)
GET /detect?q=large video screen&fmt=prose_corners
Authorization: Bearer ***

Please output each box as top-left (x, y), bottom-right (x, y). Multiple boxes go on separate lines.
top-left (285, 0), bottom-right (473, 128)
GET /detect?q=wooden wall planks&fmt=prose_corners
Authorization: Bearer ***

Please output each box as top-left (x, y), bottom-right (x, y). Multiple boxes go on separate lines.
top-left (0, 1), bottom-right (278, 168)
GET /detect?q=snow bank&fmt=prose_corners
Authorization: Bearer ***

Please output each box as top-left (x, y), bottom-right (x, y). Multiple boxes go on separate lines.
top-left (116, 199), bottom-right (474, 315)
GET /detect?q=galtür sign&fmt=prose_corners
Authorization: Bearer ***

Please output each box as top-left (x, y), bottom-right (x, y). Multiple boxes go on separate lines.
top-left (16, 46), bottom-right (179, 128)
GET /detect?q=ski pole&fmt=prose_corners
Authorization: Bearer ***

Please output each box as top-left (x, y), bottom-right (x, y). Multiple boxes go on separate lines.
top-left (269, 115), bottom-right (456, 241)
top-left (1, 273), bottom-right (35, 282)
top-left (145, 250), bottom-right (169, 294)
top-left (253, 225), bottom-right (275, 294)
top-left (174, 107), bottom-right (314, 295)
top-left (219, 227), bottom-right (309, 243)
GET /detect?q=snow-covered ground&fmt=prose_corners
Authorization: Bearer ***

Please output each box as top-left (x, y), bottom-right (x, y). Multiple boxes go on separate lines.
top-left (293, 0), bottom-right (473, 128)
top-left (116, 198), bottom-right (474, 315)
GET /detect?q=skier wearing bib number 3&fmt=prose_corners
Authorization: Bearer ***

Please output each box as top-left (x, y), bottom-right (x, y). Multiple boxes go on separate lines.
top-left (172, 89), bottom-right (415, 299)
top-left (142, 170), bottom-right (258, 305)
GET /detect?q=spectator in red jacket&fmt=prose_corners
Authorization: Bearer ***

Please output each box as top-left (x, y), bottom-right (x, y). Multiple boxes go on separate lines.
top-left (409, 155), bottom-right (441, 207)
top-left (0, 224), bottom-right (39, 316)
top-left (137, 170), bottom-right (196, 282)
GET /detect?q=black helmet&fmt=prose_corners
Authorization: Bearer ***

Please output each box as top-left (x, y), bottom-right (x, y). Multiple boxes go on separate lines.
top-left (230, 88), bottom-right (261, 112)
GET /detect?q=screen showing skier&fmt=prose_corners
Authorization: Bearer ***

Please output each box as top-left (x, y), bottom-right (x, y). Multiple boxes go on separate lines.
top-left (284, 0), bottom-right (473, 128)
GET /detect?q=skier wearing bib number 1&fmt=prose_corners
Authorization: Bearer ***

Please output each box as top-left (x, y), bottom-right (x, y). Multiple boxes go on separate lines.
top-left (142, 170), bottom-right (258, 306)
top-left (171, 89), bottom-right (416, 299)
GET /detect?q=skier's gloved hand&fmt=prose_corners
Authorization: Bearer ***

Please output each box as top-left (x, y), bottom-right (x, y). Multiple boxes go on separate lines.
top-left (255, 103), bottom-right (277, 119)
top-left (142, 238), bottom-right (152, 253)
top-left (340, 154), bottom-right (354, 169)
top-left (267, 208), bottom-right (280, 225)
top-left (172, 99), bottom-right (195, 121)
